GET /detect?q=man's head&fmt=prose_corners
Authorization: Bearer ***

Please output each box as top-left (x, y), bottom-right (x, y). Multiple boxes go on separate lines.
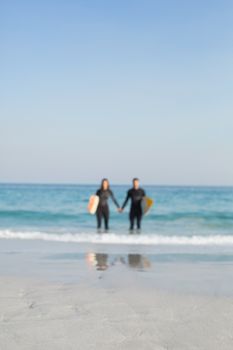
top-left (133, 178), bottom-right (140, 189)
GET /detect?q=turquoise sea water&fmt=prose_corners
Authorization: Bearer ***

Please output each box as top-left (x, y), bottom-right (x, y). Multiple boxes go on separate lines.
top-left (0, 184), bottom-right (233, 247)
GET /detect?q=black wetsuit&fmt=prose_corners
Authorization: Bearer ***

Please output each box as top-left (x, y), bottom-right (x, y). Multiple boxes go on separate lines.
top-left (96, 189), bottom-right (120, 230)
top-left (122, 188), bottom-right (146, 230)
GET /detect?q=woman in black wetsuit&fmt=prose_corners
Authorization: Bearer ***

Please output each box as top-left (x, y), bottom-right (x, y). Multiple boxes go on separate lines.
top-left (96, 179), bottom-right (120, 230)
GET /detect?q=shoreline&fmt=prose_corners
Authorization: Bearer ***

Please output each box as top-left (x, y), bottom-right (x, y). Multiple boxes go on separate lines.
top-left (1, 238), bottom-right (233, 296)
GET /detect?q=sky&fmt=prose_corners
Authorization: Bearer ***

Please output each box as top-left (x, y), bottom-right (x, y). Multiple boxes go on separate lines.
top-left (1, 0), bottom-right (233, 185)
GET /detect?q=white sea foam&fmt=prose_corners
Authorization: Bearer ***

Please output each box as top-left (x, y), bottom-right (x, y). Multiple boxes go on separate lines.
top-left (1, 230), bottom-right (233, 246)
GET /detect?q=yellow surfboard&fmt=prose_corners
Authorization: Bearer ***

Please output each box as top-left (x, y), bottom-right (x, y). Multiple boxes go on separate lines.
top-left (88, 195), bottom-right (99, 215)
top-left (141, 196), bottom-right (153, 215)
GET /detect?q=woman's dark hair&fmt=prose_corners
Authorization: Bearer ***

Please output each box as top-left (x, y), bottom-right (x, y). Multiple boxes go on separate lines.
top-left (101, 178), bottom-right (109, 189)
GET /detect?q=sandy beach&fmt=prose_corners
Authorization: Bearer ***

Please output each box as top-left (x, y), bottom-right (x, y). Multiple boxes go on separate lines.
top-left (1, 276), bottom-right (233, 350)
top-left (1, 239), bottom-right (233, 349)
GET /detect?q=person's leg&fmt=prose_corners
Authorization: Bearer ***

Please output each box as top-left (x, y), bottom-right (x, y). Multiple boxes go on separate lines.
top-left (136, 212), bottom-right (142, 230)
top-left (129, 210), bottom-right (135, 230)
top-left (103, 206), bottom-right (109, 230)
top-left (96, 209), bottom-right (102, 229)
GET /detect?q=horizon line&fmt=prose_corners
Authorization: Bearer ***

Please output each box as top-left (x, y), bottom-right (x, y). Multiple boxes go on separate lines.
top-left (0, 181), bottom-right (233, 188)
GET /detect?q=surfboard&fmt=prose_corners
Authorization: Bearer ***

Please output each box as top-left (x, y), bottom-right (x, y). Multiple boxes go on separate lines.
top-left (141, 196), bottom-right (153, 215)
top-left (88, 195), bottom-right (99, 215)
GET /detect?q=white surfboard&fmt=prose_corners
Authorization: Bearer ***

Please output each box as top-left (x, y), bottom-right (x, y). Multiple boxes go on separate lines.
top-left (88, 195), bottom-right (99, 215)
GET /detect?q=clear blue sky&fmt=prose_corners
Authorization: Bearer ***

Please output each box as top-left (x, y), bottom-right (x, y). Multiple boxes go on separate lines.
top-left (1, 0), bottom-right (233, 185)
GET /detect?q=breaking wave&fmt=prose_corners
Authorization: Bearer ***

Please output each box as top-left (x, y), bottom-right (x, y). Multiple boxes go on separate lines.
top-left (1, 230), bottom-right (233, 246)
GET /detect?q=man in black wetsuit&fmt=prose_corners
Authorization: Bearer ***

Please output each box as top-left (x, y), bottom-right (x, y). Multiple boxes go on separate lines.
top-left (96, 179), bottom-right (120, 230)
top-left (121, 178), bottom-right (146, 230)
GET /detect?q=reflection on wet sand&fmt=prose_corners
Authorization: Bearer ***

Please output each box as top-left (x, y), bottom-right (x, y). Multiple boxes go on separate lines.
top-left (86, 253), bottom-right (109, 271)
top-left (86, 253), bottom-right (151, 271)
top-left (128, 254), bottom-right (151, 269)
top-left (96, 253), bottom-right (108, 271)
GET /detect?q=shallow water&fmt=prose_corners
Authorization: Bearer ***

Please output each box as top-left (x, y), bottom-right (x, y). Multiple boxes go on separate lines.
top-left (0, 184), bottom-right (233, 262)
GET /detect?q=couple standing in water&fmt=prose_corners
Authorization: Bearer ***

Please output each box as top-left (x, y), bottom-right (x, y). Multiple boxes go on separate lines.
top-left (96, 178), bottom-right (146, 231)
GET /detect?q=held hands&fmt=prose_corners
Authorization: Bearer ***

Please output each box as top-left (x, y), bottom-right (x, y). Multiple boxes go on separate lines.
top-left (117, 208), bottom-right (123, 213)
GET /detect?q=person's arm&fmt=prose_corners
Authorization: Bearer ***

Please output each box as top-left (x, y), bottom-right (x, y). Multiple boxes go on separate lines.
top-left (121, 191), bottom-right (130, 210)
top-left (109, 190), bottom-right (120, 208)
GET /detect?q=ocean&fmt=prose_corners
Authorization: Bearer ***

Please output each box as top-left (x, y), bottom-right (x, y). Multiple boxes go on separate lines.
top-left (0, 183), bottom-right (233, 252)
